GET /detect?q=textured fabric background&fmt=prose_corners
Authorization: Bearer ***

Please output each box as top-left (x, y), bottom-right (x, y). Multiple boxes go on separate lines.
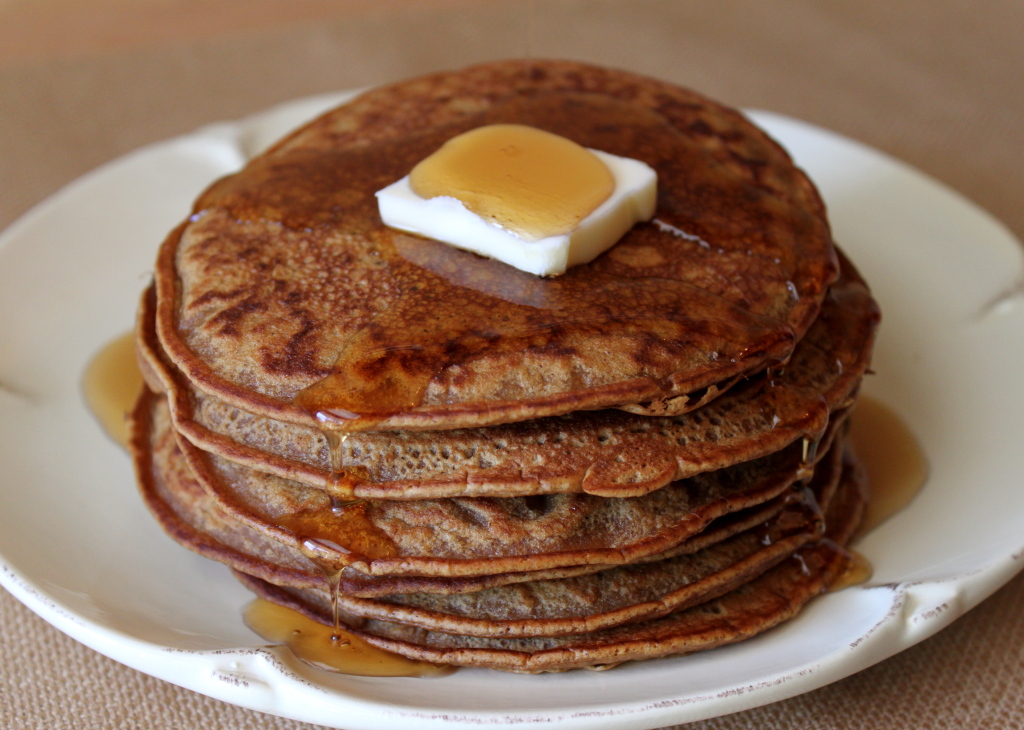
top-left (1, 1), bottom-right (1022, 728)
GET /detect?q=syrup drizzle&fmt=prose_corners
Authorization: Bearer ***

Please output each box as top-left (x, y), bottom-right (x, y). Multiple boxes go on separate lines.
top-left (796, 433), bottom-right (821, 483)
top-left (324, 430), bottom-right (348, 473)
top-left (272, 424), bottom-right (422, 673)
top-left (322, 430), bottom-right (371, 501)
top-left (250, 430), bottom-right (429, 673)
top-left (828, 396), bottom-right (928, 591)
top-left (81, 334), bottom-right (443, 673)
top-left (274, 500), bottom-right (397, 571)
top-left (267, 501), bottom-right (447, 675)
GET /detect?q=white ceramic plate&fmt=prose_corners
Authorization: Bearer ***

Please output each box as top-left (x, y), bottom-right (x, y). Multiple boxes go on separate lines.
top-left (1, 94), bottom-right (1023, 730)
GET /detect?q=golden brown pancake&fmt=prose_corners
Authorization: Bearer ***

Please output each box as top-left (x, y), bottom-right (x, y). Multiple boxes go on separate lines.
top-left (230, 456), bottom-right (863, 672)
top-left (133, 385), bottom-right (856, 644)
top-left (138, 253), bottom-right (876, 499)
top-left (135, 386), bottom-right (846, 580)
top-left (153, 60), bottom-right (838, 433)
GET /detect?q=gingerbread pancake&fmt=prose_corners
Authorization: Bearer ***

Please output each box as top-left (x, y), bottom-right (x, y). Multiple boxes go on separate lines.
top-left (233, 456), bottom-right (863, 672)
top-left (135, 386), bottom-right (846, 580)
top-left (138, 253), bottom-right (876, 499)
top-left (153, 60), bottom-right (838, 434)
top-left (128, 60), bottom-right (878, 675)
top-left (133, 388), bottom-right (857, 645)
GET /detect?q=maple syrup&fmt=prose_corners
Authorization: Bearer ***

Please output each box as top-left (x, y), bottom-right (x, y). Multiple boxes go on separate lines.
top-left (82, 331), bottom-right (143, 448)
top-left (243, 598), bottom-right (452, 677)
top-left (410, 124), bottom-right (615, 241)
top-left (321, 430), bottom-right (368, 501)
top-left (826, 396), bottom-right (927, 592)
top-left (849, 395), bottom-right (929, 535)
top-left (324, 430), bottom-right (348, 473)
top-left (271, 435), bottom-right (408, 673)
top-left (274, 499), bottom-right (398, 569)
top-left (828, 548), bottom-right (873, 592)
top-left (259, 473), bottom-right (420, 676)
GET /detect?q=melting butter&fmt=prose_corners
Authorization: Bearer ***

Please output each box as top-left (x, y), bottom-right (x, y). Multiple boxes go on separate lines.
top-left (376, 124), bottom-right (657, 276)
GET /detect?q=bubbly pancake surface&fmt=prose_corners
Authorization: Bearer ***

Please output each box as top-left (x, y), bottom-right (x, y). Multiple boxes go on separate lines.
top-left (155, 60), bottom-right (838, 432)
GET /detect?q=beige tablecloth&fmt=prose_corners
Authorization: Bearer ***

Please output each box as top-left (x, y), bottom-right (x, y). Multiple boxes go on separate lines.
top-left (2, 1), bottom-right (1023, 728)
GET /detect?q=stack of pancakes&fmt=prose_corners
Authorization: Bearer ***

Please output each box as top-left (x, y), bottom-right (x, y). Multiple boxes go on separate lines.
top-left (129, 60), bottom-right (879, 672)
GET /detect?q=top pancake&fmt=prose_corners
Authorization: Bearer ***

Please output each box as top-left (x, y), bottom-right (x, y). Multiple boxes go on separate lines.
top-left (155, 60), bottom-right (838, 432)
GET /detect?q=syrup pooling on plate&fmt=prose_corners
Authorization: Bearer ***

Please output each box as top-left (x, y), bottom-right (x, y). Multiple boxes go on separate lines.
top-left (83, 332), bottom-right (144, 448)
top-left (244, 598), bottom-right (452, 677)
top-left (828, 549), bottom-right (873, 592)
top-left (274, 499), bottom-right (398, 570)
top-left (822, 397), bottom-right (928, 590)
top-left (849, 396), bottom-right (928, 535)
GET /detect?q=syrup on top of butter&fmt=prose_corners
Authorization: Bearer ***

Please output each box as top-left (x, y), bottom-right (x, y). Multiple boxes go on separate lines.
top-left (409, 124), bottom-right (615, 240)
top-left (376, 124), bottom-right (657, 276)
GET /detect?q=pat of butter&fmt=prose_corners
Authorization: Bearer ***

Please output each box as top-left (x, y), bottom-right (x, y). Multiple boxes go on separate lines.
top-left (375, 127), bottom-right (657, 276)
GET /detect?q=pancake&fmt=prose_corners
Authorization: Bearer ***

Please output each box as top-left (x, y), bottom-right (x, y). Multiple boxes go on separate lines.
top-left (128, 59), bottom-right (880, 674)
top-left (153, 60), bottom-right (838, 433)
top-left (136, 385), bottom-right (847, 579)
top-left (134, 386), bottom-right (856, 642)
top-left (138, 252), bottom-right (876, 499)
top-left (135, 383), bottom-right (845, 593)
top-left (232, 455), bottom-right (864, 672)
